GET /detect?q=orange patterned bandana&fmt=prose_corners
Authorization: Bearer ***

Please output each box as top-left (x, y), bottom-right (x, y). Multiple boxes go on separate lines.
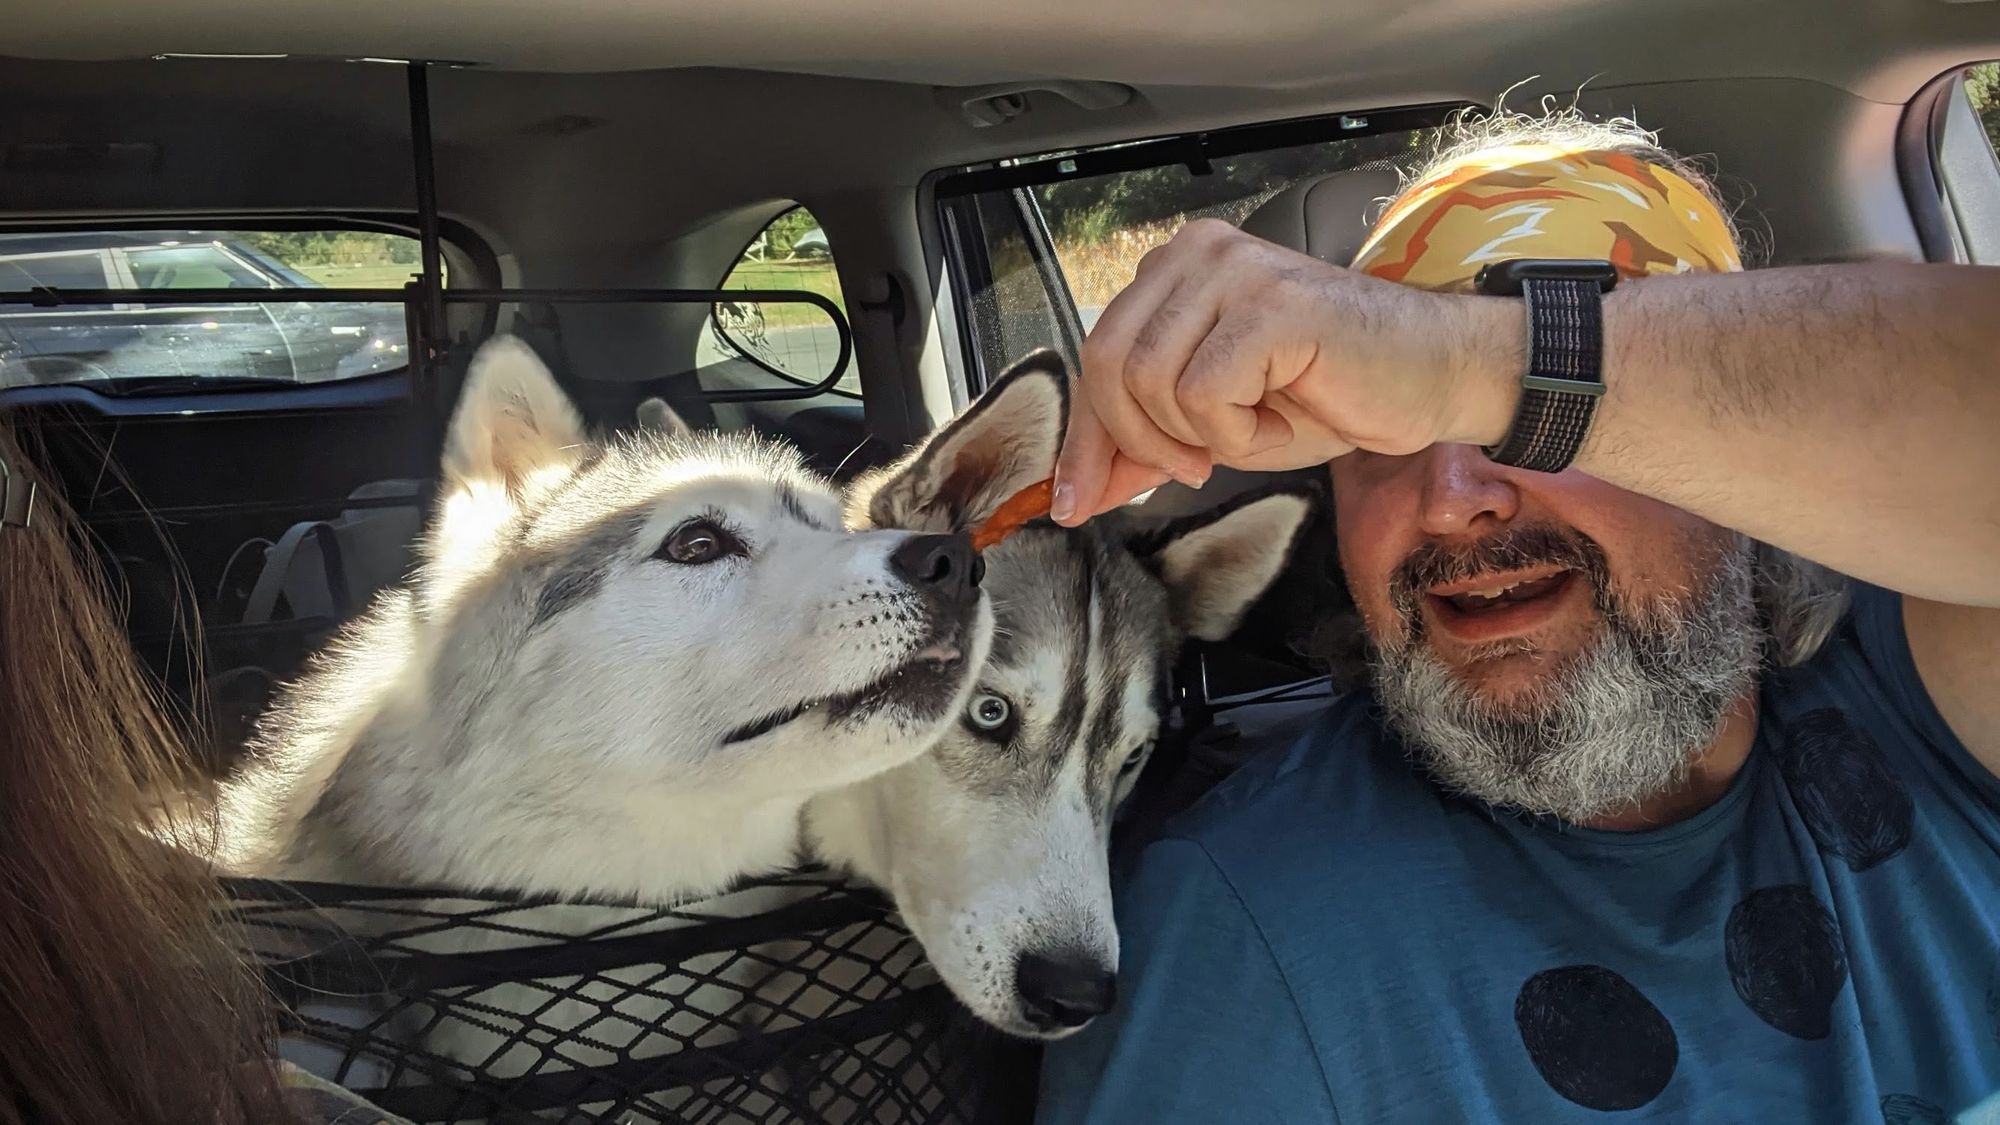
top-left (1350, 145), bottom-right (1742, 291)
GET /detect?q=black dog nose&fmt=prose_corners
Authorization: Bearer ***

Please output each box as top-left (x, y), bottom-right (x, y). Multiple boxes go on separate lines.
top-left (1014, 952), bottom-right (1116, 1032)
top-left (890, 533), bottom-right (979, 604)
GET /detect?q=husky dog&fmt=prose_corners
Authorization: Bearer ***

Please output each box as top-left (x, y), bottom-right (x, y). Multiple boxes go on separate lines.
top-left (217, 334), bottom-right (992, 904)
top-left (799, 351), bottom-right (1315, 1039)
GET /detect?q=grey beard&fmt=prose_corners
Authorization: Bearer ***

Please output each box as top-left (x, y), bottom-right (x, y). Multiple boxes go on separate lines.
top-left (1371, 540), bottom-right (1763, 824)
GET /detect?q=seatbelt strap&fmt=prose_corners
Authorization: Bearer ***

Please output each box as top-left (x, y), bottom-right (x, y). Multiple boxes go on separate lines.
top-left (241, 520), bottom-right (348, 625)
top-left (852, 270), bottom-right (930, 436)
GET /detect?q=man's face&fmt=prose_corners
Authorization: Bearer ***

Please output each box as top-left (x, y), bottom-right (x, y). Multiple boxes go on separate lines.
top-left (1330, 443), bottom-right (1762, 821)
top-left (1334, 443), bottom-right (1734, 694)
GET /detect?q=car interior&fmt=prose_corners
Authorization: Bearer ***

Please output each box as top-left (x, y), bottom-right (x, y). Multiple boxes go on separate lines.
top-left (6, 0), bottom-right (2000, 1118)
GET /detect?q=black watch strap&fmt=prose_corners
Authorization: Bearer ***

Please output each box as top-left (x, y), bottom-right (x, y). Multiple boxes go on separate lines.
top-left (1475, 260), bottom-right (1617, 474)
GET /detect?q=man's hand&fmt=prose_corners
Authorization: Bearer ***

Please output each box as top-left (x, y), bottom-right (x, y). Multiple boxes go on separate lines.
top-left (1050, 219), bottom-right (1520, 524)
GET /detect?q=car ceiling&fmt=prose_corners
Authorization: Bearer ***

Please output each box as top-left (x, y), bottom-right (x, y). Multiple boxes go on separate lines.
top-left (4, 0), bottom-right (2000, 297)
top-left (9, 0), bottom-right (2000, 97)
top-left (2, 3), bottom-right (1996, 445)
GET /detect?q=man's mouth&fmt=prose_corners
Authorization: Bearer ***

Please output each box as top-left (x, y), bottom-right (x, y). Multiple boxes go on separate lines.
top-left (1423, 565), bottom-right (1580, 642)
top-left (1434, 568), bottom-right (1572, 612)
top-left (720, 629), bottom-right (969, 745)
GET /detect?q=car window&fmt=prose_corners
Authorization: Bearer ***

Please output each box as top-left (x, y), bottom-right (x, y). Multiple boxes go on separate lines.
top-left (697, 206), bottom-right (856, 396)
top-left (0, 229), bottom-right (424, 389)
top-left (1037, 135), bottom-right (1429, 331)
top-left (937, 116), bottom-right (1442, 378)
top-left (127, 244), bottom-right (270, 289)
top-left (1922, 64), bottom-right (2000, 265)
top-left (1964, 63), bottom-right (2000, 153)
top-left (0, 249), bottom-right (112, 291)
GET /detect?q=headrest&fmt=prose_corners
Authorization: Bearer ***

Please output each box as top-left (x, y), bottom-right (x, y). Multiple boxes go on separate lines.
top-left (1126, 168), bottom-right (1402, 523)
top-left (1238, 167), bottom-right (1405, 265)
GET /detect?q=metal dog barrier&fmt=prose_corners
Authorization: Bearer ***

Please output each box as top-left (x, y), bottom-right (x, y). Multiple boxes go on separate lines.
top-left (0, 63), bottom-right (853, 418)
top-left (227, 871), bottom-right (1039, 1125)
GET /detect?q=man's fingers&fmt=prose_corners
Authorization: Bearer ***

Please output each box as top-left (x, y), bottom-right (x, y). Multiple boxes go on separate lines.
top-left (1227, 392), bottom-right (1354, 471)
top-left (1054, 396), bottom-right (1177, 525)
top-left (1124, 287), bottom-right (1220, 449)
top-left (1173, 325), bottom-right (1288, 459)
top-left (1082, 247), bottom-right (1182, 389)
top-left (1069, 224), bottom-right (1292, 500)
top-left (1052, 390), bottom-right (1117, 526)
top-left (1080, 284), bottom-right (1213, 489)
top-left (1072, 255), bottom-right (1210, 472)
top-left (1091, 454), bottom-right (1173, 519)
top-left (1087, 370), bottom-right (1211, 490)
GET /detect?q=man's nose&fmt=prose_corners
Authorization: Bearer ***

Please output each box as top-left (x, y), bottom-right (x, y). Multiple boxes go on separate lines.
top-left (1415, 444), bottom-right (1520, 538)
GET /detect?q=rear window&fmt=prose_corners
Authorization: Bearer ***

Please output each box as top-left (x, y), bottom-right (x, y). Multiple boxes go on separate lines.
top-left (0, 228), bottom-right (428, 390)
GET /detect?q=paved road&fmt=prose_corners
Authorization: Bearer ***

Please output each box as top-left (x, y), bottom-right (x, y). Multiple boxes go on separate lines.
top-left (697, 320), bottom-right (858, 395)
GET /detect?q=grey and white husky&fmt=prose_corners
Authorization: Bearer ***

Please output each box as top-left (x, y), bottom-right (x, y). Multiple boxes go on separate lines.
top-left (217, 334), bottom-right (993, 904)
top-left (805, 352), bottom-right (1312, 1038)
top-left (220, 336), bottom-right (1311, 1055)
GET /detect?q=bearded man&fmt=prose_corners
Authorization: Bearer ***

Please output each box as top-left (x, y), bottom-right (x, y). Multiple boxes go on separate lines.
top-left (1036, 113), bottom-right (2000, 1122)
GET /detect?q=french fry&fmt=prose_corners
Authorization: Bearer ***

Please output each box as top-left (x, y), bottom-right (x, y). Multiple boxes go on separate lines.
top-left (970, 478), bottom-right (1055, 551)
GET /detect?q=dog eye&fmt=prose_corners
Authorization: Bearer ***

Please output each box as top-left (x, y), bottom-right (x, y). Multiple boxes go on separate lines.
top-left (1119, 739), bottom-right (1156, 775)
top-left (966, 692), bottom-right (1012, 733)
top-left (655, 520), bottom-right (740, 565)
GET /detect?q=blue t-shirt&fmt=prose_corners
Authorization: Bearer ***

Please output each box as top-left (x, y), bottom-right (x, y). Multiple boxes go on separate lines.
top-left (1039, 587), bottom-right (2000, 1123)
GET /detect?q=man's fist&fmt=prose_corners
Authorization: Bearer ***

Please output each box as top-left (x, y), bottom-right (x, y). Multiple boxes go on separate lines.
top-left (1051, 219), bottom-right (1520, 524)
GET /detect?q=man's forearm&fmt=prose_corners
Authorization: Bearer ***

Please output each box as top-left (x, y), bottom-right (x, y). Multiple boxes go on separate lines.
top-left (1472, 263), bottom-right (2000, 606)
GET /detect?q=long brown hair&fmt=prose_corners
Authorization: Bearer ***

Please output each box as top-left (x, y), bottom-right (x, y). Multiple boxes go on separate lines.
top-left (0, 419), bottom-right (297, 1125)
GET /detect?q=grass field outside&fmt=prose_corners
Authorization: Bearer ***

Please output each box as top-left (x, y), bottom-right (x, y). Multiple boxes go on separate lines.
top-left (292, 264), bottom-right (424, 289)
top-left (1046, 192), bottom-right (1277, 313)
top-left (725, 259), bottom-right (845, 307)
top-left (1050, 218), bottom-right (1181, 313)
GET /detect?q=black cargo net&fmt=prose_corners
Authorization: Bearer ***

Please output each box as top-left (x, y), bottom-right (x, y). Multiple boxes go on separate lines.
top-left (224, 872), bottom-right (1035, 1125)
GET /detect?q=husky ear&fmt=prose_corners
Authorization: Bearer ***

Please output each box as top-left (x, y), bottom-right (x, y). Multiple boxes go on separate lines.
top-left (852, 349), bottom-right (1067, 532)
top-left (442, 335), bottom-right (589, 496)
top-left (1137, 490), bottom-right (1315, 641)
top-left (636, 396), bottom-right (691, 437)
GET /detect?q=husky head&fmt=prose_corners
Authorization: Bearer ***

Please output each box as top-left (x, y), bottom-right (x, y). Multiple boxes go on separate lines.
top-left (813, 351), bottom-right (1313, 1039)
top-left (227, 336), bottom-right (993, 900)
top-left (431, 338), bottom-right (992, 797)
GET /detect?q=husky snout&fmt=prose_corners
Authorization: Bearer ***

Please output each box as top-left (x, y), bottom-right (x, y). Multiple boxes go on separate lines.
top-left (1015, 950), bottom-right (1117, 1033)
top-left (889, 532), bottom-right (981, 609)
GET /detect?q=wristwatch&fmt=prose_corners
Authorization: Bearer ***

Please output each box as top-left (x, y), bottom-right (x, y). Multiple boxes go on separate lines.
top-left (1473, 258), bottom-right (1620, 473)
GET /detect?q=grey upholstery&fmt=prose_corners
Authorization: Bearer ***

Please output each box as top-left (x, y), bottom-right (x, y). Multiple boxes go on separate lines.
top-left (1130, 168), bottom-right (1400, 521)
top-left (1238, 167), bottom-right (1403, 266)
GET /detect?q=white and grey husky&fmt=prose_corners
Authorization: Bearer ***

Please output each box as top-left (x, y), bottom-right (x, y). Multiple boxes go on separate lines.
top-left (217, 334), bottom-right (992, 903)
top-left (221, 335), bottom-right (1311, 1047)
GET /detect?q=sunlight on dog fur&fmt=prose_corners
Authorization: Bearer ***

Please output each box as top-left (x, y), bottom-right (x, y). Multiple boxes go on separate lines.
top-left (217, 335), bottom-right (993, 903)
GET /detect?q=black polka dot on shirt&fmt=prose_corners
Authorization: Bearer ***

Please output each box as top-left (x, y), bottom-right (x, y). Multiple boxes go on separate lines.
top-left (1984, 972), bottom-right (2000, 1048)
top-left (1514, 965), bottom-right (1678, 1111)
top-left (1986, 970), bottom-right (2000, 1049)
top-left (1779, 708), bottom-right (1913, 872)
top-left (1880, 1093), bottom-right (1950, 1125)
top-left (1725, 884), bottom-right (1849, 1040)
